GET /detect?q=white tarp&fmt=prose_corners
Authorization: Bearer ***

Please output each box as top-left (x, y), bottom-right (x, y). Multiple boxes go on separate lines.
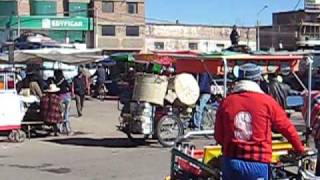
top-left (0, 48), bottom-right (103, 65)
top-left (0, 92), bottom-right (25, 129)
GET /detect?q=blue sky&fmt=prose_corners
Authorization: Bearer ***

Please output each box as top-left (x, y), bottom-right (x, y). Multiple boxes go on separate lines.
top-left (146, 0), bottom-right (304, 26)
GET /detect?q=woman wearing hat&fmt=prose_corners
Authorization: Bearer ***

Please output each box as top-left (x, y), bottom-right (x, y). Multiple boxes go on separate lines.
top-left (40, 84), bottom-right (63, 136)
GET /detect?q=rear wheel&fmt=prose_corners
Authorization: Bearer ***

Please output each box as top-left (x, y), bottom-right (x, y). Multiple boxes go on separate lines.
top-left (157, 115), bottom-right (184, 147)
top-left (202, 106), bottom-right (216, 139)
top-left (14, 130), bottom-right (26, 143)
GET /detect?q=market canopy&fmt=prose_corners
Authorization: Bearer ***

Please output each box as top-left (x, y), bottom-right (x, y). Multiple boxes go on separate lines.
top-left (173, 51), bottom-right (304, 74)
top-left (0, 48), bottom-right (103, 65)
top-left (134, 50), bottom-right (200, 65)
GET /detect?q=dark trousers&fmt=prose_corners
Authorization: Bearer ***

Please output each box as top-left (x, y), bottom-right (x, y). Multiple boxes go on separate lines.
top-left (75, 94), bottom-right (85, 116)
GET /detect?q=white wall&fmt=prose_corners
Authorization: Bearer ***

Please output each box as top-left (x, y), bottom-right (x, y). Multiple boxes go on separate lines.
top-left (145, 38), bottom-right (256, 53)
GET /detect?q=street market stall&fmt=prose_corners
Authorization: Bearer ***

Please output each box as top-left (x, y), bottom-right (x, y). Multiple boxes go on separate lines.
top-left (0, 47), bottom-right (103, 140)
top-left (0, 69), bottom-right (26, 142)
top-left (118, 51), bottom-right (312, 148)
top-left (163, 52), bottom-right (317, 179)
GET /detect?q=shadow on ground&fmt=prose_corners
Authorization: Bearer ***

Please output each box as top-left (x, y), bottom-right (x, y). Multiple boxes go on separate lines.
top-left (45, 137), bottom-right (155, 148)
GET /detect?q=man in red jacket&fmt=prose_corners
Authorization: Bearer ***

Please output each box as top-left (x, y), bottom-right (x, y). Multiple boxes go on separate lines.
top-left (214, 63), bottom-right (304, 180)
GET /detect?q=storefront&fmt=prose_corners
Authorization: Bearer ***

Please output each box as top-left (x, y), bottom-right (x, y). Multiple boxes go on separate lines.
top-left (0, 16), bottom-right (93, 43)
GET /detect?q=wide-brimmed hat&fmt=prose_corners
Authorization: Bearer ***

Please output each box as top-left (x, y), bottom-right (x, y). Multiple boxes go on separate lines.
top-left (238, 63), bottom-right (262, 81)
top-left (44, 84), bottom-right (60, 93)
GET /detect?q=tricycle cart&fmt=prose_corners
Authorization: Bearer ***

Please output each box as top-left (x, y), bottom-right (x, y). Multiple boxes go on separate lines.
top-left (167, 140), bottom-right (317, 180)
top-left (119, 51), bottom-right (313, 147)
top-left (0, 69), bottom-right (26, 142)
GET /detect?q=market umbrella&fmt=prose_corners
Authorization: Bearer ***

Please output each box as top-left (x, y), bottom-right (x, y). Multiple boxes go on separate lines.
top-left (99, 57), bottom-right (116, 66)
top-left (0, 51), bottom-right (39, 64)
top-left (21, 48), bottom-right (102, 65)
top-left (110, 53), bottom-right (135, 62)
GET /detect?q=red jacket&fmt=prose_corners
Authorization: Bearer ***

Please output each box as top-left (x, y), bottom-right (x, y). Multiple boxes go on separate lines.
top-left (214, 91), bottom-right (304, 163)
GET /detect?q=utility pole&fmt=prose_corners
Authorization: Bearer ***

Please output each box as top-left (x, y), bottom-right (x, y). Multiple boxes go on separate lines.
top-left (256, 5), bottom-right (268, 51)
top-left (17, 0), bottom-right (22, 37)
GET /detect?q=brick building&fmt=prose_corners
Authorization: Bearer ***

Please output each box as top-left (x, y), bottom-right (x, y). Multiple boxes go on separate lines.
top-left (91, 0), bottom-right (145, 53)
top-left (145, 23), bottom-right (256, 52)
top-left (260, 1), bottom-right (320, 51)
top-left (0, 0), bottom-right (93, 44)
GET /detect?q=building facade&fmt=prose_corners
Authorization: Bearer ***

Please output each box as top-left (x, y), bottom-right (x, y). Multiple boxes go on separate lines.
top-left (145, 23), bottom-right (256, 53)
top-left (92, 0), bottom-right (145, 53)
top-left (0, 0), bottom-right (93, 44)
top-left (260, 1), bottom-right (320, 51)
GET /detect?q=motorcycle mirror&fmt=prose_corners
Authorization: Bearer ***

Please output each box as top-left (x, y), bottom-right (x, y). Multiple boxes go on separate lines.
top-left (233, 65), bottom-right (239, 78)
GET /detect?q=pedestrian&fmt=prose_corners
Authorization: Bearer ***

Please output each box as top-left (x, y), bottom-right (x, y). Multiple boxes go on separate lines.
top-left (230, 25), bottom-right (240, 46)
top-left (193, 72), bottom-right (211, 130)
top-left (72, 66), bottom-right (87, 117)
top-left (302, 91), bottom-right (320, 176)
top-left (91, 63), bottom-right (106, 100)
top-left (54, 69), bottom-right (72, 134)
top-left (40, 83), bottom-right (63, 136)
top-left (214, 63), bottom-right (304, 180)
top-left (264, 72), bottom-right (300, 109)
top-left (81, 65), bottom-right (92, 95)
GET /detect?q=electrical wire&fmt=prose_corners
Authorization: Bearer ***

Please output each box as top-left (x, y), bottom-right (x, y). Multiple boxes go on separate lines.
top-left (294, 0), bottom-right (302, 10)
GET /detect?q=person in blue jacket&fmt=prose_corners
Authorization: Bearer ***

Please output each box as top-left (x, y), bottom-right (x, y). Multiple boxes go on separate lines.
top-left (193, 73), bottom-right (211, 130)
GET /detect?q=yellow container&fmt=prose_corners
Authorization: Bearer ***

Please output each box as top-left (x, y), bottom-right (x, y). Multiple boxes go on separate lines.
top-left (203, 141), bottom-right (293, 165)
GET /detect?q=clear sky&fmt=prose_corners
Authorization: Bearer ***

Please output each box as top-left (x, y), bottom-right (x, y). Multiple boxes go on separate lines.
top-left (146, 0), bottom-right (304, 26)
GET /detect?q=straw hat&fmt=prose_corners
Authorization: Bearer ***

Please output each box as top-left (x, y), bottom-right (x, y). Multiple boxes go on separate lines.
top-left (45, 84), bottom-right (60, 93)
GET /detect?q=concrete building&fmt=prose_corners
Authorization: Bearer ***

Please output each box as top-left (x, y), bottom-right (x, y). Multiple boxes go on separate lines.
top-left (0, 0), bottom-right (93, 44)
top-left (145, 23), bottom-right (256, 53)
top-left (92, 0), bottom-right (145, 53)
top-left (260, 0), bottom-right (320, 51)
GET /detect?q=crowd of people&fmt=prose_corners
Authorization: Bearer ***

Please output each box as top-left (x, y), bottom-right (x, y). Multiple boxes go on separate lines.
top-left (16, 65), bottom-right (96, 136)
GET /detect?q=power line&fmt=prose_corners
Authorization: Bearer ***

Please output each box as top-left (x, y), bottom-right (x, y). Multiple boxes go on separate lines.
top-left (294, 0), bottom-right (303, 10)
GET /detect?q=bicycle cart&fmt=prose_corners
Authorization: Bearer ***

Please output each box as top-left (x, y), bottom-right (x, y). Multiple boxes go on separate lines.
top-left (0, 69), bottom-right (26, 142)
top-left (167, 140), bottom-right (317, 180)
top-left (119, 51), bottom-right (311, 147)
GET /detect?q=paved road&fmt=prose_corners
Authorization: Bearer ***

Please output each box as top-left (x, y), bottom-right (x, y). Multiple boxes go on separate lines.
top-left (0, 99), bottom-right (310, 180)
top-left (0, 99), bottom-right (172, 180)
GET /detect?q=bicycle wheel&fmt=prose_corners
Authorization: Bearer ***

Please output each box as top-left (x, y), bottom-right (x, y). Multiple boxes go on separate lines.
top-left (202, 106), bottom-right (216, 130)
top-left (157, 115), bottom-right (184, 147)
top-left (202, 106), bottom-right (216, 139)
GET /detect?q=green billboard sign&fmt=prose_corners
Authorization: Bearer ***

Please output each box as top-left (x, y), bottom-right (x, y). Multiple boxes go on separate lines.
top-left (0, 16), bottom-right (93, 31)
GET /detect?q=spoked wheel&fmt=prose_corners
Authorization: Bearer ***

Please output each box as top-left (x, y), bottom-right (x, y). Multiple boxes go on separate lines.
top-left (157, 115), bottom-right (184, 147)
top-left (8, 130), bottom-right (26, 143)
top-left (202, 106), bottom-right (216, 139)
top-left (15, 130), bottom-right (26, 142)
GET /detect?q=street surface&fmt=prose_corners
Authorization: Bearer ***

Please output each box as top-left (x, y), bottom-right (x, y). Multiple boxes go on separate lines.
top-left (0, 99), bottom-right (172, 180)
top-left (0, 99), bottom-right (308, 180)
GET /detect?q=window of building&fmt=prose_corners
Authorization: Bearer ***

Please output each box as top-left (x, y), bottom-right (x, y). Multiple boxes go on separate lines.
top-left (30, 1), bottom-right (57, 15)
top-left (127, 2), bottom-right (138, 14)
top-left (188, 42), bottom-right (198, 50)
top-left (69, 3), bottom-right (88, 17)
top-left (126, 26), bottom-right (139, 36)
top-left (154, 42), bottom-right (164, 50)
top-left (102, 1), bottom-right (114, 13)
top-left (102, 25), bottom-right (116, 36)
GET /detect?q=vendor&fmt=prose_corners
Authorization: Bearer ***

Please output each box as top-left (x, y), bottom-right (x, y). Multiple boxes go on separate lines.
top-left (17, 72), bottom-right (43, 99)
top-left (40, 83), bottom-right (63, 136)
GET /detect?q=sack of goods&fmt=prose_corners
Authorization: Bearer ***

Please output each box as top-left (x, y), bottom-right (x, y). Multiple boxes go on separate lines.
top-left (166, 73), bottom-right (200, 107)
top-left (132, 73), bottom-right (168, 106)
